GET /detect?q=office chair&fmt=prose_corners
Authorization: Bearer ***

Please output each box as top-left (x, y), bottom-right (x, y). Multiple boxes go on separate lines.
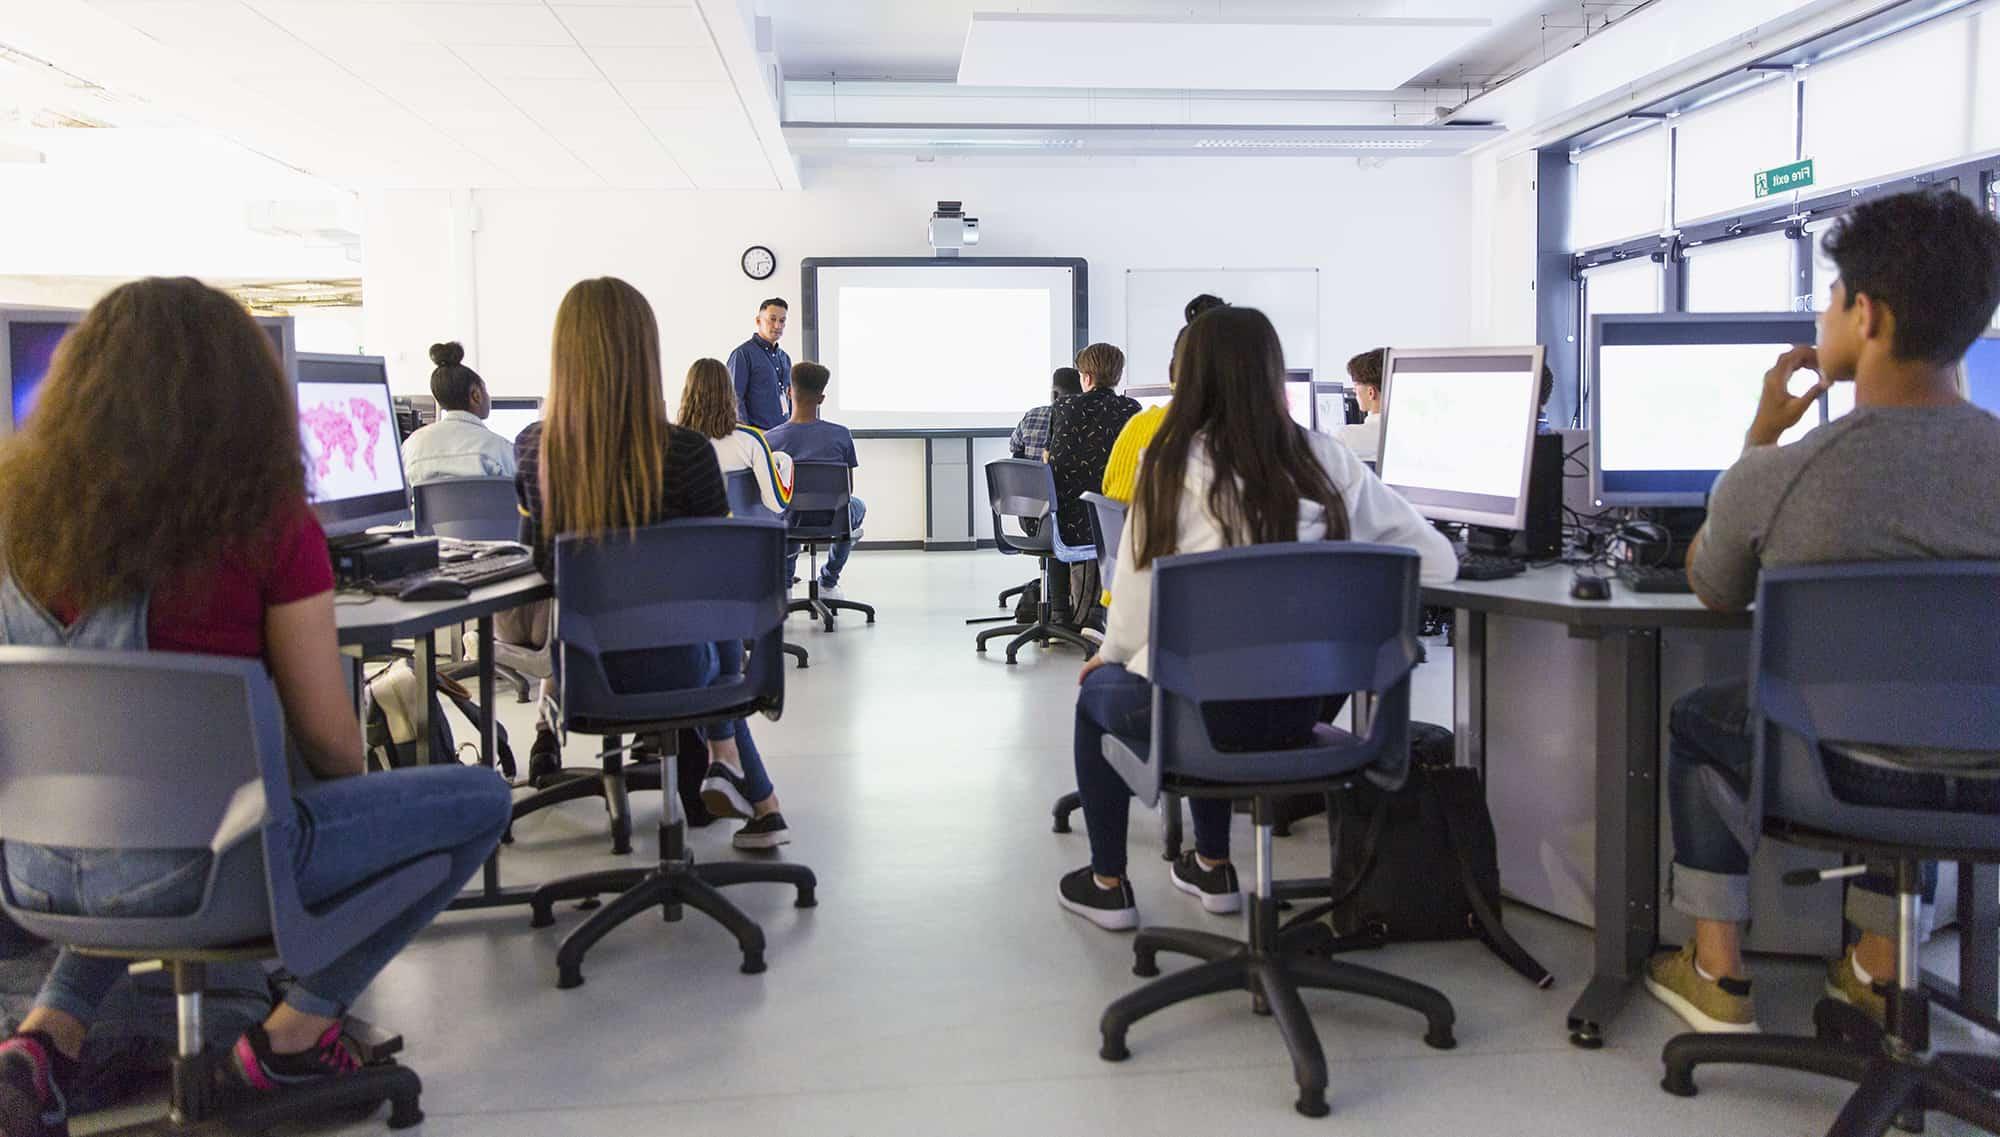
top-left (1095, 545), bottom-right (1457, 1117)
top-left (0, 648), bottom-right (434, 1132)
top-left (1660, 562), bottom-right (2000, 1137)
top-left (1050, 492), bottom-right (1184, 860)
top-left (786, 461), bottom-right (876, 632)
top-left (974, 459), bottom-right (1098, 664)
top-left (725, 469), bottom-right (810, 670)
top-left (527, 518), bottom-right (817, 989)
top-left (415, 476), bottom-right (537, 702)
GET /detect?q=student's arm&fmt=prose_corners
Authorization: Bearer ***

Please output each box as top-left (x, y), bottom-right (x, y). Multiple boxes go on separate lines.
top-left (1010, 414), bottom-right (1030, 458)
top-left (1101, 413), bottom-right (1147, 502)
top-left (727, 346), bottom-right (752, 411)
top-left (1684, 462), bottom-right (1764, 612)
top-left (1327, 439), bottom-right (1457, 583)
top-left (265, 592), bottom-right (365, 779)
top-left (1093, 505), bottom-right (1147, 668)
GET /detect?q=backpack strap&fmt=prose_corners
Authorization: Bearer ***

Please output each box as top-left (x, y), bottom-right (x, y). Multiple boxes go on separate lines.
top-left (1427, 769), bottom-right (1554, 988)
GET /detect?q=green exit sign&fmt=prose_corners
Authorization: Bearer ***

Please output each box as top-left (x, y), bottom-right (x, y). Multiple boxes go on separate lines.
top-left (1754, 159), bottom-right (1815, 199)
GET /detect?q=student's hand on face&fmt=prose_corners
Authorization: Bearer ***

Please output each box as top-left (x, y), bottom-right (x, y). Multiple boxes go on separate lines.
top-left (1746, 345), bottom-right (1831, 448)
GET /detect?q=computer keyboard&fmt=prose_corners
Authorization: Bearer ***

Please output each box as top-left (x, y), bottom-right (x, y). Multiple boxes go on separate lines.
top-left (364, 551), bottom-right (540, 596)
top-left (1616, 563), bottom-right (1692, 594)
top-left (1456, 552), bottom-right (1526, 581)
top-left (437, 537), bottom-right (528, 562)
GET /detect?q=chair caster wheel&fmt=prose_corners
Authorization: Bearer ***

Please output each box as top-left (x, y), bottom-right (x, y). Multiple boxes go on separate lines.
top-left (577, 897), bottom-right (602, 911)
top-left (1099, 1037), bottom-right (1129, 1062)
top-left (556, 967), bottom-right (584, 990)
top-left (528, 905), bottom-right (554, 929)
top-left (1052, 817), bottom-right (1070, 834)
top-left (1133, 954), bottom-right (1160, 979)
top-left (388, 1093), bottom-right (424, 1130)
top-left (1661, 1071), bottom-right (1696, 1098)
top-left (740, 951), bottom-right (767, 975)
top-left (796, 887), bottom-right (818, 908)
top-left (1295, 1090), bottom-right (1329, 1119)
top-left (1570, 1026), bottom-right (1603, 1050)
top-left (1425, 1029), bottom-right (1456, 1050)
top-left (501, 830), bottom-right (515, 846)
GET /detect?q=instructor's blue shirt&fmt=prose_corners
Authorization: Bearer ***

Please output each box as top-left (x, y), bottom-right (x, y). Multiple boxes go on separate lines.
top-left (728, 334), bottom-right (791, 431)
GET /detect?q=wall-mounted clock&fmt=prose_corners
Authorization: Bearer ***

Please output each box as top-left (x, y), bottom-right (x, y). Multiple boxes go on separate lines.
top-left (741, 245), bottom-right (777, 280)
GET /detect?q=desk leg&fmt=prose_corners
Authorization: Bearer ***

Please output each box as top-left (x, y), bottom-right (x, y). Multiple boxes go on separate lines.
top-left (414, 634), bottom-right (436, 766)
top-left (1452, 610), bottom-right (1487, 774)
top-left (1927, 863), bottom-right (2000, 1034)
top-left (448, 613), bottom-right (536, 913)
top-left (1567, 627), bottom-right (1661, 1049)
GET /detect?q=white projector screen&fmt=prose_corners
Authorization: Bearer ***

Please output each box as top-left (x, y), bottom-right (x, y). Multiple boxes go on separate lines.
top-left (803, 260), bottom-right (1085, 430)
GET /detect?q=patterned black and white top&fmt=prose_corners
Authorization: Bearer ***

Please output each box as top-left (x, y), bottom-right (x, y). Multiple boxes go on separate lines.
top-left (1047, 387), bottom-right (1141, 547)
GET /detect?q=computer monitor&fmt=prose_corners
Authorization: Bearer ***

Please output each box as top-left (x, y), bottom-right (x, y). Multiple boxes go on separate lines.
top-left (1966, 334), bottom-right (2000, 415)
top-left (296, 353), bottom-right (409, 538)
top-left (254, 315), bottom-right (298, 387)
top-left (1283, 369), bottom-right (1314, 431)
top-left (0, 308), bottom-right (85, 437)
top-left (1591, 312), bottom-right (1822, 508)
top-left (485, 396), bottom-right (542, 446)
top-left (1376, 346), bottom-right (1546, 531)
top-left (1125, 385), bottom-right (1171, 412)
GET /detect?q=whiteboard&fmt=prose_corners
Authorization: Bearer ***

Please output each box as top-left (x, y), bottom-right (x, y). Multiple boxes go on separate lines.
top-left (1123, 268), bottom-right (1320, 389)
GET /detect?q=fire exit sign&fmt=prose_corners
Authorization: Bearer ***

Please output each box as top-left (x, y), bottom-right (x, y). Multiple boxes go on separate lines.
top-left (1754, 159), bottom-right (1815, 199)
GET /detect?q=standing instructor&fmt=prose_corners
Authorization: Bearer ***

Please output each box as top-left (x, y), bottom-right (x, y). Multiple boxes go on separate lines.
top-left (728, 297), bottom-right (792, 430)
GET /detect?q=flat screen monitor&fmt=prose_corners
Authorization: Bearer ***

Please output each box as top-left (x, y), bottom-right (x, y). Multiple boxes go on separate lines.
top-left (1125, 385), bottom-right (1171, 412)
top-left (2, 311), bottom-right (82, 435)
top-left (1376, 346), bottom-right (1545, 531)
top-left (254, 315), bottom-right (298, 387)
top-left (1283, 369), bottom-right (1314, 431)
top-left (484, 396), bottom-right (542, 446)
top-left (296, 353), bottom-right (409, 537)
top-left (1311, 382), bottom-right (1347, 435)
top-left (1966, 334), bottom-right (2000, 415)
top-left (1591, 312), bottom-right (1822, 508)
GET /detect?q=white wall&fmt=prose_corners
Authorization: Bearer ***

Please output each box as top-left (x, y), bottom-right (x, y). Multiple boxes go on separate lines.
top-left (363, 156), bottom-right (1480, 539)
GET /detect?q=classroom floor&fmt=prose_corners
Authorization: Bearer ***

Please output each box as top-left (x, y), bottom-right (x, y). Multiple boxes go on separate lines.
top-left (146, 551), bottom-right (1996, 1136)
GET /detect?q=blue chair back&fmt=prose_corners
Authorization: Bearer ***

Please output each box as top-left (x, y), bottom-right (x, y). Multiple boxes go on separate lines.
top-left (553, 517), bottom-right (788, 734)
top-left (1103, 544), bottom-right (1423, 804)
top-left (413, 476), bottom-right (521, 542)
top-left (985, 458), bottom-right (1093, 564)
top-left (787, 462), bottom-right (853, 544)
top-left (1081, 491), bottom-right (1127, 590)
top-left (1750, 561), bottom-right (2000, 849)
top-left (725, 469), bottom-right (776, 519)
top-left (0, 648), bottom-right (450, 972)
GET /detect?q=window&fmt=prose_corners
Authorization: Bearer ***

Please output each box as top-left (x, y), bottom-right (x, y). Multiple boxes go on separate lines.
top-left (1684, 234), bottom-right (1797, 313)
top-left (1582, 259), bottom-right (1663, 396)
top-left (1674, 78), bottom-right (1797, 225)
top-left (1571, 126), bottom-right (1670, 250)
top-left (1977, 10), bottom-right (2000, 152)
top-left (1803, 15), bottom-right (1973, 193)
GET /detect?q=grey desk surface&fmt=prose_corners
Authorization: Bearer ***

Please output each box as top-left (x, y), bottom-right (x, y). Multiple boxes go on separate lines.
top-left (1423, 565), bottom-right (1751, 630)
top-left (334, 573), bottom-right (551, 648)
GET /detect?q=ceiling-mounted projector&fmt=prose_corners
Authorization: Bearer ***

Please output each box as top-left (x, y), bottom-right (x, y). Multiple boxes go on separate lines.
top-left (928, 201), bottom-right (979, 257)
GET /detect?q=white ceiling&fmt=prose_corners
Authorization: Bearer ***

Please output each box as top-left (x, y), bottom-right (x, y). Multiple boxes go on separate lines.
top-left (4, 0), bottom-right (793, 190)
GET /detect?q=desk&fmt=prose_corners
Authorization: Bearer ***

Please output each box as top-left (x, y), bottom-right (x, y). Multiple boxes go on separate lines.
top-left (337, 573), bottom-right (552, 912)
top-left (1423, 567), bottom-right (1749, 1049)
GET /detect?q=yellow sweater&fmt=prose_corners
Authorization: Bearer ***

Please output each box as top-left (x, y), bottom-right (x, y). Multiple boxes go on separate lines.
top-left (1100, 404), bottom-right (1167, 503)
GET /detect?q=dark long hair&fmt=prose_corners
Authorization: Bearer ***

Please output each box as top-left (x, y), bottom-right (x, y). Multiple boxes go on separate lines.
top-left (0, 277), bottom-right (307, 611)
top-left (541, 277), bottom-right (670, 540)
top-left (1132, 306), bottom-right (1348, 569)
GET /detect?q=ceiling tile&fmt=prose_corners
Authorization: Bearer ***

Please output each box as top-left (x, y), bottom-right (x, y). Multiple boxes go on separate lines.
top-left (614, 80), bottom-right (736, 110)
top-left (248, 2), bottom-right (437, 46)
top-left (586, 45), bottom-right (727, 82)
top-left (370, 76), bottom-right (516, 122)
top-left (637, 103), bottom-right (750, 137)
top-left (500, 78), bottom-right (633, 123)
top-left (551, 5), bottom-right (707, 47)
top-left (456, 44), bottom-right (599, 79)
top-left (401, 3), bottom-right (572, 45)
top-left (322, 43), bottom-right (478, 80)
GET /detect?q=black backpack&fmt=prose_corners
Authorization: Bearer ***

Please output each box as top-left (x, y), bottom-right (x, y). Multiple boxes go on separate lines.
top-left (1290, 723), bottom-right (1551, 987)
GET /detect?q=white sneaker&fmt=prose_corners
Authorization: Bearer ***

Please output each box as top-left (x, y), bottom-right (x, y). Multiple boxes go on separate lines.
top-left (817, 582), bottom-right (845, 602)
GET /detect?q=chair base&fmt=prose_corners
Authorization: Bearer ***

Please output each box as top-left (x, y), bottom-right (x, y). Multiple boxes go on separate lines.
top-left (788, 596), bottom-right (878, 633)
top-left (782, 642), bottom-right (809, 669)
top-left (1051, 791), bottom-right (1184, 862)
top-left (86, 1061), bottom-right (423, 1135)
top-left (507, 750), bottom-right (661, 856)
top-left (998, 578), bottom-right (1035, 610)
top-left (527, 818), bottom-right (817, 989)
top-left (1100, 900), bottom-right (1456, 1118)
top-left (974, 555), bottom-right (1093, 663)
top-left (1663, 997), bottom-right (2000, 1137)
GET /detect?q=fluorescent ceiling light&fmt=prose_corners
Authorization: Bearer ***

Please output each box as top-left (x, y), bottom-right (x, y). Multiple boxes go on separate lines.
top-left (958, 13), bottom-right (1490, 92)
top-left (1193, 138), bottom-right (1432, 151)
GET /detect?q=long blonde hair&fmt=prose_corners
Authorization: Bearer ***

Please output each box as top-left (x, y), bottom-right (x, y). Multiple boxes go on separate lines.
top-left (677, 358), bottom-right (737, 440)
top-left (540, 277), bottom-right (670, 539)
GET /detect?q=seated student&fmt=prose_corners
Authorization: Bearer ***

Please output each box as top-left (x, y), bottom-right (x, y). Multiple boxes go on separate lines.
top-left (1057, 305), bottom-right (1457, 930)
top-left (1103, 295), bottom-right (1221, 504)
top-left (516, 278), bottom-right (790, 850)
top-left (1646, 190), bottom-right (2000, 1034)
top-left (1337, 347), bottom-right (1387, 461)
top-left (1047, 343), bottom-right (1141, 619)
top-left (679, 357), bottom-right (793, 513)
top-left (765, 363), bottom-right (863, 601)
top-left (1010, 367), bottom-right (1082, 460)
top-left (401, 341), bottom-right (518, 484)
top-left (0, 278), bottom-right (511, 1131)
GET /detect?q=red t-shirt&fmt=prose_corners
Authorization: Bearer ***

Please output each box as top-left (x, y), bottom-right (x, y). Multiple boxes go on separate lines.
top-left (50, 501), bottom-right (335, 660)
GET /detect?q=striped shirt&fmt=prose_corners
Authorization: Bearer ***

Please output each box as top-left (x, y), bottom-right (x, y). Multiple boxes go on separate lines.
top-left (513, 419), bottom-right (730, 576)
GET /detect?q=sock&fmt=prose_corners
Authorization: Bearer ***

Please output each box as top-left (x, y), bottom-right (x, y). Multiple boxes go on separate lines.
top-left (1851, 951), bottom-right (1876, 987)
top-left (1092, 874), bottom-right (1123, 892)
top-left (1693, 958), bottom-right (1752, 996)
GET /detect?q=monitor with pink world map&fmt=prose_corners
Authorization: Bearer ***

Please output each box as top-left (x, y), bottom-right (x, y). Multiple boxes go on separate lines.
top-left (295, 353), bottom-right (409, 537)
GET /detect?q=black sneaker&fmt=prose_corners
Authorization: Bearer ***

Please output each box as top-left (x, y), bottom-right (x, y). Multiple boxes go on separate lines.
top-left (0, 1033), bottom-right (71, 1137)
top-left (1057, 866), bottom-right (1139, 931)
top-left (227, 1023), bottom-right (362, 1095)
top-left (700, 762), bottom-right (755, 820)
top-left (1169, 851), bottom-right (1243, 914)
top-left (733, 812), bottom-right (790, 850)
top-left (527, 726), bottom-right (562, 786)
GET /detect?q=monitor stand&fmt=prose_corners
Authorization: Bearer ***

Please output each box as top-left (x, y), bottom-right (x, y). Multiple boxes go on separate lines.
top-left (1464, 526), bottom-right (1516, 557)
top-left (327, 532), bottom-right (392, 552)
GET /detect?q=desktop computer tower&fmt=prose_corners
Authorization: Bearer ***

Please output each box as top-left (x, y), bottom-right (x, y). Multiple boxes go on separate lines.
top-left (1509, 432), bottom-right (1563, 560)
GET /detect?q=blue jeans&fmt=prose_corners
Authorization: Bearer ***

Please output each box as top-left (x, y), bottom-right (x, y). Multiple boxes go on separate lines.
top-left (8, 764), bottom-right (510, 1023)
top-left (606, 641), bottom-right (775, 804)
top-left (1073, 664), bottom-right (1321, 879)
top-left (1666, 682), bottom-right (2000, 937)
top-left (786, 498), bottom-right (865, 588)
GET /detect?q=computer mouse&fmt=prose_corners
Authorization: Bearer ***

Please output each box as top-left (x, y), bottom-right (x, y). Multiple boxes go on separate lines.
top-left (1570, 571), bottom-right (1612, 602)
top-left (398, 577), bottom-right (472, 603)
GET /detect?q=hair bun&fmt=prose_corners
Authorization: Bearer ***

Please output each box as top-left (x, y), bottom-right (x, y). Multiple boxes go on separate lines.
top-left (429, 341), bottom-right (465, 367)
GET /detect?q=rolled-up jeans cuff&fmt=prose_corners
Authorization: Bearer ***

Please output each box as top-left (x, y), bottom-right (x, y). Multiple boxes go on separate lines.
top-left (282, 984), bottom-right (346, 1021)
top-left (1844, 886), bottom-right (1902, 939)
top-left (1670, 863), bottom-right (1751, 924)
top-left (33, 986), bottom-right (101, 1025)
